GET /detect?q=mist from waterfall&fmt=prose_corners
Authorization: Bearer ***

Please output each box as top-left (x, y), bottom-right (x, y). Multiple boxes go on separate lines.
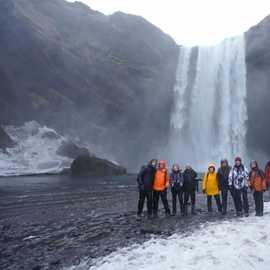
top-left (170, 35), bottom-right (248, 170)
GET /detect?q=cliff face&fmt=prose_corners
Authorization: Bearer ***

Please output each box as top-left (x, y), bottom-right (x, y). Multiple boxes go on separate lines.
top-left (3, 0), bottom-right (269, 168)
top-left (245, 15), bottom-right (270, 159)
top-left (0, 0), bottom-right (179, 168)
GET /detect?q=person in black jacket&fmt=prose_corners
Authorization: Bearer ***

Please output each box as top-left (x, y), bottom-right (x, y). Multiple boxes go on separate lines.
top-left (137, 159), bottom-right (157, 218)
top-left (170, 164), bottom-right (184, 216)
top-left (217, 159), bottom-right (232, 215)
top-left (183, 165), bottom-right (198, 215)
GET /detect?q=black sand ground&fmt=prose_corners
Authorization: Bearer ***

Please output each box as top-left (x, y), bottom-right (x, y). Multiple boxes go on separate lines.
top-left (0, 174), bottom-right (260, 270)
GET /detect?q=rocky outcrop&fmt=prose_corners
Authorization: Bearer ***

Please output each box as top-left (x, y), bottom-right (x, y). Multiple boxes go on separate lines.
top-left (0, 126), bottom-right (15, 150)
top-left (245, 16), bottom-right (270, 158)
top-left (70, 154), bottom-right (127, 176)
top-left (57, 141), bottom-right (90, 159)
top-left (0, 0), bottom-right (179, 169)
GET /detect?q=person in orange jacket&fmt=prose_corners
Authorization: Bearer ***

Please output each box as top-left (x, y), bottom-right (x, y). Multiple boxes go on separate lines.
top-left (153, 160), bottom-right (171, 217)
top-left (249, 160), bottom-right (266, 216)
top-left (202, 164), bottom-right (222, 213)
top-left (264, 161), bottom-right (270, 198)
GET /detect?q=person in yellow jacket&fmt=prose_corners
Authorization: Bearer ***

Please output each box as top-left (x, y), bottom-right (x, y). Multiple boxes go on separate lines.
top-left (202, 164), bottom-right (222, 213)
top-left (153, 160), bottom-right (171, 217)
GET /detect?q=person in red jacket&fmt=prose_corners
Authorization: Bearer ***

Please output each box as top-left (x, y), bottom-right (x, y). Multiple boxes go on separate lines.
top-left (249, 160), bottom-right (266, 216)
top-left (264, 161), bottom-right (270, 198)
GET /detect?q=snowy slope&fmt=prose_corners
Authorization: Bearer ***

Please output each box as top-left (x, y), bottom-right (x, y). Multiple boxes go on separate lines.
top-left (0, 121), bottom-right (72, 176)
top-left (72, 202), bottom-right (270, 270)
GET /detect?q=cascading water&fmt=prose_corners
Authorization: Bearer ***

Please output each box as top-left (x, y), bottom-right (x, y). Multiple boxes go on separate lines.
top-left (170, 35), bottom-right (248, 169)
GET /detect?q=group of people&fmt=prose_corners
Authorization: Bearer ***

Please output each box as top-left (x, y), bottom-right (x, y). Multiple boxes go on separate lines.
top-left (137, 157), bottom-right (270, 219)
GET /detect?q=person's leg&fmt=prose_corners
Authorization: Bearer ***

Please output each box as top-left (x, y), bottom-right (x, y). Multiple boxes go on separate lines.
top-left (221, 188), bottom-right (228, 215)
top-left (183, 192), bottom-right (189, 216)
top-left (257, 191), bottom-right (264, 216)
top-left (179, 189), bottom-right (184, 215)
top-left (261, 191), bottom-right (264, 215)
top-left (153, 191), bottom-right (160, 217)
top-left (190, 190), bottom-right (196, 214)
top-left (207, 195), bottom-right (212, 212)
top-left (214, 194), bottom-right (222, 212)
top-left (242, 188), bottom-right (249, 216)
top-left (137, 189), bottom-right (146, 216)
top-left (253, 192), bottom-right (258, 215)
top-left (230, 188), bottom-right (238, 214)
top-left (234, 189), bottom-right (242, 216)
top-left (238, 190), bottom-right (243, 215)
top-left (161, 190), bottom-right (170, 215)
top-left (172, 190), bottom-right (177, 215)
top-left (146, 190), bottom-right (153, 217)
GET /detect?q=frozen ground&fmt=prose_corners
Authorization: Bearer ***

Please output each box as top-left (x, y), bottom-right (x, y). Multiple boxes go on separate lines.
top-left (74, 203), bottom-right (270, 270)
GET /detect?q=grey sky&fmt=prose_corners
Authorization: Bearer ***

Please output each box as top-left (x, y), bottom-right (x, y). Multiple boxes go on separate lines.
top-left (67, 0), bottom-right (270, 46)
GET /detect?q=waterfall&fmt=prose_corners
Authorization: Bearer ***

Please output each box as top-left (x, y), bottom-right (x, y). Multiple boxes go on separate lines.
top-left (170, 35), bottom-right (248, 169)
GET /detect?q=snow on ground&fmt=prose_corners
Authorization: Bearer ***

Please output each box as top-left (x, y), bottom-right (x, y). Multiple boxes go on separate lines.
top-left (0, 121), bottom-right (71, 176)
top-left (71, 202), bottom-right (270, 270)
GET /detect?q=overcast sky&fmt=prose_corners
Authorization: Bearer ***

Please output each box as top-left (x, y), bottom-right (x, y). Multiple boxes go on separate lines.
top-left (68, 0), bottom-right (270, 46)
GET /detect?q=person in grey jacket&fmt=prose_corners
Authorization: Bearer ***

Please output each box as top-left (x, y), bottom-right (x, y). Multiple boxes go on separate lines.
top-left (170, 164), bottom-right (184, 216)
top-left (229, 156), bottom-right (249, 217)
top-left (217, 159), bottom-right (232, 215)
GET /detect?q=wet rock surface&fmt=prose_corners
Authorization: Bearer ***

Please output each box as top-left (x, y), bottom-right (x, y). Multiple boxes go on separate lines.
top-left (0, 175), bottom-right (261, 270)
top-left (70, 155), bottom-right (127, 176)
top-left (0, 126), bottom-right (15, 150)
top-left (57, 141), bottom-right (90, 160)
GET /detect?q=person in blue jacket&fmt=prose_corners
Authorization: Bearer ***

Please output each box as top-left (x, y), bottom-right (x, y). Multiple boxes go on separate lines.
top-left (170, 164), bottom-right (184, 216)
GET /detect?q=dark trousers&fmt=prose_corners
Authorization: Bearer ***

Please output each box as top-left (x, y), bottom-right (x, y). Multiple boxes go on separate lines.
top-left (233, 188), bottom-right (249, 215)
top-left (207, 194), bottom-right (222, 212)
top-left (171, 189), bottom-right (184, 214)
top-left (137, 189), bottom-right (153, 216)
top-left (220, 188), bottom-right (233, 214)
top-left (153, 190), bottom-right (170, 216)
top-left (183, 190), bottom-right (196, 215)
top-left (253, 191), bottom-right (264, 215)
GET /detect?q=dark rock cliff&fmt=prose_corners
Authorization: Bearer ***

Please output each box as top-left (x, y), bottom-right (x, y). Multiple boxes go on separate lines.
top-left (0, 126), bottom-right (15, 149)
top-left (246, 15), bottom-right (270, 159)
top-left (0, 0), bottom-right (179, 169)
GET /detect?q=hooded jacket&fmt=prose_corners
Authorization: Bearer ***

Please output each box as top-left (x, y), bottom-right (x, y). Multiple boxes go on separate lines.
top-left (137, 162), bottom-right (156, 191)
top-left (183, 168), bottom-right (197, 191)
top-left (170, 170), bottom-right (184, 191)
top-left (265, 161), bottom-right (270, 184)
top-left (153, 161), bottom-right (169, 191)
top-left (202, 164), bottom-right (219, 196)
top-left (228, 164), bottom-right (249, 190)
top-left (217, 161), bottom-right (231, 190)
top-left (249, 164), bottom-right (266, 192)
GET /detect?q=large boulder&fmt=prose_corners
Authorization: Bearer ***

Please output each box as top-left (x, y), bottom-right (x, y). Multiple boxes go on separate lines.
top-left (57, 141), bottom-right (90, 159)
top-left (70, 155), bottom-right (127, 176)
top-left (0, 126), bottom-right (15, 150)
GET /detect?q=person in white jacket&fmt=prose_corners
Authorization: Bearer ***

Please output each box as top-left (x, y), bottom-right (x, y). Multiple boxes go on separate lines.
top-left (229, 156), bottom-right (249, 217)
